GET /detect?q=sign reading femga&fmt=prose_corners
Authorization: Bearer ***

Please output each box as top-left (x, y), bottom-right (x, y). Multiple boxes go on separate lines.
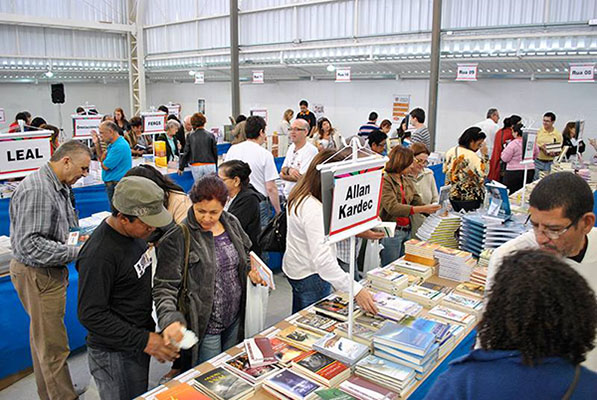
top-left (72, 115), bottom-right (103, 138)
top-left (0, 131), bottom-right (52, 178)
top-left (141, 112), bottom-right (167, 133)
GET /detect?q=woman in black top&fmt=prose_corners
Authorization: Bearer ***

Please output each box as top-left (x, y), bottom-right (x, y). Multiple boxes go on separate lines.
top-left (562, 121), bottom-right (586, 160)
top-left (218, 160), bottom-right (265, 255)
top-left (178, 112), bottom-right (218, 182)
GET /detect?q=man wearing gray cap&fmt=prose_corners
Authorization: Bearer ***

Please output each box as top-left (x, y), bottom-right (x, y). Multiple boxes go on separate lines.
top-left (77, 176), bottom-right (179, 400)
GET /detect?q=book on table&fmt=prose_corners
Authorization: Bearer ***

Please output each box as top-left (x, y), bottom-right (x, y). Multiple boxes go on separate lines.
top-left (401, 284), bottom-right (446, 308)
top-left (155, 382), bottom-right (211, 400)
top-left (277, 325), bottom-right (323, 352)
top-left (338, 375), bottom-right (400, 400)
top-left (262, 369), bottom-right (323, 400)
top-left (192, 367), bottom-right (254, 400)
top-left (355, 354), bottom-right (416, 391)
top-left (314, 387), bottom-right (357, 400)
top-left (313, 297), bottom-right (362, 322)
top-left (334, 321), bottom-right (377, 347)
top-left (269, 337), bottom-right (307, 366)
top-left (223, 352), bottom-right (281, 386)
top-left (372, 321), bottom-right (435, 357)
top-left (373, 345), bottom-right (438, 379)
top-left (366, 267), bottom-right (409, 295)
top-left (244, 337), bottom-right (277, 367)
top-left (454, 282), bottom-right (485, 299)
top-left (291, 350), bottom-right (351, 387)
top-left (398, 316), bottom-right (451, 343)
top-left (372, 291), bottom-right (423, 321)
top-left (312, 333), bottom-right (370, 366)
top-left (428, 305), bottom-right (476, 328)
top-left (390, 258), bottom-right (434, 279)
top-left (440, 292), bottom-right (484, 316)
top-left (352, 313), bottom-right (388, 331)
top-left (295, 313), bottom-right (339, 336)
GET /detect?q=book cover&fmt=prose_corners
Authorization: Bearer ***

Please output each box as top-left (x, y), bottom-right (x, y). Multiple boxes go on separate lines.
top-left (245, 337), bottom-right (276, 366)
top-left (428, 305), bottom-right (476, 325)
top-left (277, 326), bottom-right (322, 351)
top-left (339, 376), bottom-right (399, 400)
top-left (225, 352), bottom-right (279, 382)
top-left (373, 292), bottom-right (423, 318)
top-left (313, 333), bottom-right (369, 363)
top-left (314, 297), bottom-right (358, 320)
top-left (249, 251), bottom-right (276, 290)
top-left (294, 351), bottom-right (349, 380)
top-left (399, 316), bottom-right (450, 341)
top-left (270, 337), bottom-right (306, 364)
top-left (265, 369), bottom-right (321, 399)
top-left (315, 388), bottom-right (357, 400)
top-left (354, 313), bottom-right (388, 331)
top-left (373, 321), bottom-right (435, 356)
top-left (155, 383), bottom-right (211, 400)
top-left (356, 354), bottom-right (415, 382)
top-left (193, 367), bottom-right (253, 400)
top-left (296, 313), bottom-right (338, 334)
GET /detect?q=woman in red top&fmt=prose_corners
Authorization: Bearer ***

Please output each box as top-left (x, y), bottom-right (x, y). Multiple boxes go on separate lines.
top-left (488, 115), bottom-right (521, 182)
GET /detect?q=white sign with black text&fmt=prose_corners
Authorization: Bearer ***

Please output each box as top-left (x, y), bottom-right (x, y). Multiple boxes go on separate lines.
top-left (568, 63), bottom-right (595, 82)
top-left (0, 108), bottom-right (5, 124)
top-left (252, 70), bottom-right (264, 84)
top-left (194, 71), bottom-right (205, 84)
top-left (72, 115), bottom-right (103, 138)
top-left (0, 131), bottom-right (52, 178)
top-left (141, 112), bottom-right (166, 133)
top-left (335, 67), bottom-right (351, 82)
top-left (456, 64), bottom-right (478, 81)
top-left (522, 132), bottom-right (537, 163)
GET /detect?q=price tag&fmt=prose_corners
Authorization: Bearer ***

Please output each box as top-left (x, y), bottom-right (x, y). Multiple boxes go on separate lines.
top-left (335, 67), bottom-right (351, 82)
top-left (568, 63), bottom-right (595, 82)
top-left (194, 71), bottom-right (204, 84)
top-left (456, 64), bottom-right (478, 81)
top-left (252, 70), bottom-right (264, 84)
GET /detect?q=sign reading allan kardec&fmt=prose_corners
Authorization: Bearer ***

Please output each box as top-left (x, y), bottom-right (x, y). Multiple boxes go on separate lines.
top-left (72, 115), bottom-right (103, 138)
top-left (0, 131), bottom-right (52, 179)
top-left (141, 112), bottom-right (167, 133)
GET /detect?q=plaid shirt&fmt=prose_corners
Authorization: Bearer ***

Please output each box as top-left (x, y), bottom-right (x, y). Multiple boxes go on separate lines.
top-left (336, 237), bottom-right (362, 264)
top-left (10, 163), bottom-right (79, 267)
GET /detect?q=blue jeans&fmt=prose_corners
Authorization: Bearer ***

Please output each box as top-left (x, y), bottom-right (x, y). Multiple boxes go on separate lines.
top-left (198, 318), bottom-right (240, 364)
top-left (105, 181), bottom-right (117, 208)
top-left (190, 164), bottom-right (216, 182)
top-left (88, 346), bottom-right (150, 400)
top-left (533, 159), bottom-right (552, 181)
top-left (287, 274), bottom-right (332, 314)
top-left (259, 199), bottom-right (274, 264)
top-left (380, 228), bottom-right (411, 267)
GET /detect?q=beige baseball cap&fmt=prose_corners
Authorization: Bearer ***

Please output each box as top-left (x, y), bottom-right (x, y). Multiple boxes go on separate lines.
top-left (112, 176), bottom-right (173, 228)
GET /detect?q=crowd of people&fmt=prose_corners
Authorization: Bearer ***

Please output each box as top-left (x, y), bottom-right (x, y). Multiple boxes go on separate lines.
top-left (5, 99), bottom-right (597, 399)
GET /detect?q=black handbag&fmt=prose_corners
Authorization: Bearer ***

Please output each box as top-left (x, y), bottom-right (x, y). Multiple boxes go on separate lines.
top-left (258, 210), bottom-right (287, 253)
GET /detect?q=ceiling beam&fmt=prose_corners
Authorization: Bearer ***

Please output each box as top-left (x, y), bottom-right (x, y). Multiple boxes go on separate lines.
top-left (0, 13), bottom-right (134, 34)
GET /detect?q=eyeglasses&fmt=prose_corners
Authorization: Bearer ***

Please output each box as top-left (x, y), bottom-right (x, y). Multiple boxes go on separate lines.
top-left (289, 127), bottom-right (308, 132)
top-left (415, 158), bottom-right (429, 166)
top-left (525, 214), bottom-right (578, 240)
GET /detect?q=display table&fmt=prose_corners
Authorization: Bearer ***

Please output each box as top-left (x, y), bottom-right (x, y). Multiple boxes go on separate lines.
top-left (138, 276), bottom-right (478, 400)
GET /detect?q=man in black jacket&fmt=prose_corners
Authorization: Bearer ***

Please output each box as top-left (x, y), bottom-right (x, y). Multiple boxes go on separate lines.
top-left (77, 176), bottom-right (179, 400)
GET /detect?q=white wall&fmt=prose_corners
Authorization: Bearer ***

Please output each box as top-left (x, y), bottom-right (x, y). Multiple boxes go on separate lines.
top-left (0, 82), bottom-right (130, 137)
top-left (147, 78), bottom-right (597, 157)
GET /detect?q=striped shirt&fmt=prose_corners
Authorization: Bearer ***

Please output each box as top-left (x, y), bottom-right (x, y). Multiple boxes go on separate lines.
top-left (358, 122), bottom-right (378, 137)
top-left (412, 126), bottom-right (431, 148)
top-left (10, 163), bottom-right (80, 267)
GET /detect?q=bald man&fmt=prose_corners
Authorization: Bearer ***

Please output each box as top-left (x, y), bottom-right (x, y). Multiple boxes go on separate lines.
top-left (280, 118), bottom-right (319, 197)
top-left (91, 121), bottom-right (132, 205)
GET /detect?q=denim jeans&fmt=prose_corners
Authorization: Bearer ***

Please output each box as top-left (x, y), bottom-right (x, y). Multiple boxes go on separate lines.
top-left (105, 181), bottom-right (117, 208)
top-left (533, 159), bottom-right (552, 181)
top-left (380, 228), bottom-right (411, 267)
top-left (190, 164), bottom-right (216, 182)
top-left (87, 346), bottom-right (150, 400)
top-left (259, 199), bottom-right (274, 264)
top-left (198, 318), bottom-right (240, 364)
top-left (287, 274), bottom-right (332, 314)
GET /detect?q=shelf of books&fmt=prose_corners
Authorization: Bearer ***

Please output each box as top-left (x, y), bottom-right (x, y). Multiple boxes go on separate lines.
top-left (137, 238), bottom-right (485, 400)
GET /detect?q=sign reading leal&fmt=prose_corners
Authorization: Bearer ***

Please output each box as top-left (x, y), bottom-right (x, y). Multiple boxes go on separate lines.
top-left (252, 70), bottom-right (264, 84)
top-left (335, 67), bottom-right (351, 82)
top-left (0, 131), bottom-right (53, 178)
top-left (568, 63), bottom-right (595, 82)
top-left (456, 64), bottom-right (478, 81)
top-left (141, 112), bottom-right (167, 133)
top-left (72, 115), bottom-right (103, 138)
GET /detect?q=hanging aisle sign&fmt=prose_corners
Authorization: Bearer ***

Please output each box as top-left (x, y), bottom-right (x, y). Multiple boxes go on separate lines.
top-left (0, 130), bottom-right (53, 179)
top-left (252, 70), bottom-right (264, 84)
top-left (141, 112), bottom-right (167, 133)
top-left (392, 95), bottom-right (411, 121)
top-left (72, 114), bottom-right (103, 139)
top-left (335, 67), bottom-right (351, 82)
top-left (166, 103), bottom-right (182, 118)
top-left (194, 71), bottom-right (205, 84)
top-left (568, 63), bottom-right (595, 82)
top-left (456, 64), bottom-right (478, 81)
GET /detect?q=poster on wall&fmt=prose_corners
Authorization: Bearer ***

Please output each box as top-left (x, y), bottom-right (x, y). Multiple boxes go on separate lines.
top-left (392, 95), bottom-right (410, 122)
top-left (0, 108), bottom-right (5, 124)
top-left (568, 63), bottom-right (595, 82)
top-left (252, 70), bottom-right (264, 84)
top-left (72, 115), bottom-right (103, 138)
top-left (335, 67), bottom-right (351, 82)
top-left (250, 109), bottom-right (268, 123)
top-left (194, 71), bottom-right (205, 84)
top-left (313, 104), bottom-right (325, 119)
top-left (198, 99), bottom-right (206, 114)
top-left (456, 64), bottom-right (478, 81)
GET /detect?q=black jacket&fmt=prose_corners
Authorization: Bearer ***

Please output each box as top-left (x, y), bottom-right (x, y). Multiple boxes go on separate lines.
top-left (228, 184), bottom-right (265, 255)
top-left (179, 128), bottom-right (218, 170)
top-left (563, 136), bottom-right (585, 159)
top-left (153, 209), bottom-right (251, 366)
top-left (156, 133), bottom-right (179, 162)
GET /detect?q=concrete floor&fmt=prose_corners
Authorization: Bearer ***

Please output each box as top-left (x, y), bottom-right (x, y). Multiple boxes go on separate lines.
top-left (0, 272), bottom-right (292, 400)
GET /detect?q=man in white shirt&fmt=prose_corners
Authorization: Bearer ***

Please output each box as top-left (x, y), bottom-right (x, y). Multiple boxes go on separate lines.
top-left (224, 116), bottom-right (281, 226)
top-left (486, 172), bottom-right (597, 371)
top-left (474, 108), bottom-right (500, 155)
top-left (280, 119), bottom-right (318, 198)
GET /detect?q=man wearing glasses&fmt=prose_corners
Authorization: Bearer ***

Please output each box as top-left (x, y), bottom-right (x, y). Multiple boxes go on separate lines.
top-left (534, 111), bottom-right (562, 178)
top-left (486, 172), bottom-right (596, 370)
top-left (280, 119), bottom-right (318, 198)
top-left (9, 140), bottom-right (91, 399)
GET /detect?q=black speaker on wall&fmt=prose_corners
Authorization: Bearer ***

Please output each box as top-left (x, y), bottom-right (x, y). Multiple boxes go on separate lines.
top-left (51, 83), bottom-right (65, 104)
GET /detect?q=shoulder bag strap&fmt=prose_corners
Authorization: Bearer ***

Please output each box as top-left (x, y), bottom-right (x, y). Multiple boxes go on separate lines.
top-left (562, 365), bottom-right (581, 400)
top-left (177, 223), bottom-right (191, 313)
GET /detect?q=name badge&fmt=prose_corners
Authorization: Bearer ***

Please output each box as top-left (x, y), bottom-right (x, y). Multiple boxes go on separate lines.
top-left (133, 248), bottom-right (153, 279)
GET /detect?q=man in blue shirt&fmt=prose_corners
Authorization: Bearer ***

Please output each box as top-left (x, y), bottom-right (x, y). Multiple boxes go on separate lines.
top-left (92, 121), bottom-right (132, 206)
top-left (358, 111), bottom-right (379, 137)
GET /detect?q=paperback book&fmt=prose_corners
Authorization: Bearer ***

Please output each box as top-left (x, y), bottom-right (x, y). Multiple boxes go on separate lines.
top-left (224, 352), bottom-right (280, 385)
top-left (295, 313), bottom-right (339, 336)
top-left (428, 305), bottom-right (476, 328)
top-left (355, 354), bottom-right (416, 392)
top-left (155, 383), bottom-right (211, 400)
top-left (440, 293), bottom-right (483, 316)
top-left (270, 337), bottom-right (307, 366)
top-left (402, 285), bottom-right (446, 308)
top-left (314, 297), bottom-right (362, 322)
top-left (372, 321), bottom-right (435, 357)
top-left (244, 337), bottom-right (277, 367)
top-left (192, 367), bottom-right (254, 400)
top-left (263, 369), bottom-right (322, 400)
top-left (312, 333), bottom-right (370, 366)
top-left (372, 292), bottom-right (423, 321)
top-left (314, 388), bottom-right (357, 400)
top-left (339, 376), bottom-right (400, 400)
top-left (291, 350), bottom-right (351, 387)
top-left (277, 326), bottom-right (323, 352)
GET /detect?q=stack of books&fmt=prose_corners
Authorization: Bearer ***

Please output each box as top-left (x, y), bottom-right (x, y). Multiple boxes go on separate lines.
top-left (372, 321), bottom-right (439, 379)
top-left (415, 213), bottom-right (461, 248)
top-left (460, 213), bottom-right (528, 256)
top-left (372, 292), bottom-right (423, 321)
top-left (469, 265), bottom-right (488, 287)
top-left (193, 367), bottom-right (254, 400)
top-left (399, 316), bottom-right (454, 359)
top-left (459, 214), bottom-right (487, 257)
top-left (477, 248), bottom-right (493, 269)
top-left (314, 297), bottom-right (361, 322)
top-left (390, 258), bottom-right (433, 280)
top-left (313, 388), bottom-right (357, 399)
top-left (313, 333), bottom-right (370, 366)
top-left (339, 376), bottom-right (400, 400)
top-left (277, 326), bottom-right (323, 352)
top-left (366, 267), bottom-right (409, 295)
top-left (224, 352), bottom-right (281, 386)
top-left (428, 305), bottom-right (476, 329)
top-left (440, 293), bottom-right (483, 316)
top-left (434, 247), bottom-right (476, 282)
top-left (402, 284), bottom-right (446, 308)
top-left (484, 219), bottom-right (528, 249)
top-left (334, 321), bottom-right (378, 347)
top-left (269, 338), bottom-right (307, 366)
top-left (155, 383), bottom-right (211, 400)
top-left (263, 369), bottom-right (322, 400)
top-left (291, 351), bottom-right (351, 387)
top-left (295, 313), bottom-right (339, 336)
top-left (454, 282), bottom-right (485, 299)
top-left (355, 355), bottom-right (416, 396)
top-left (245, 337), bottom-right (276, 367)
top-left (404, 239), bottom-right (440, 268)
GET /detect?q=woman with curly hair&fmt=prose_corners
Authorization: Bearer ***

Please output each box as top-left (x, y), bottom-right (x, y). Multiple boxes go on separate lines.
top-left (426, 249), bottom-right (597, 400)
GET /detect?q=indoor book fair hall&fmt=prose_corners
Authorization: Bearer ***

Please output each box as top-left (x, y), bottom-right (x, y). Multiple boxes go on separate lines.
top-left (1, 1), bottom-right (597, 399)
